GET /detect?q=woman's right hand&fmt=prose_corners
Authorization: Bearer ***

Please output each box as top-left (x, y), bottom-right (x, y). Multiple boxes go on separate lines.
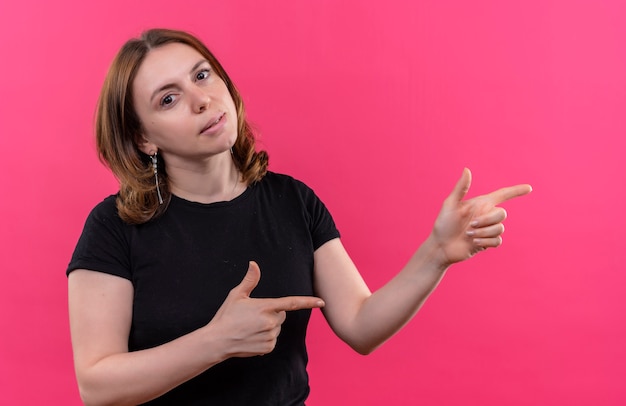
top-left (68, 262), bottom-right (323, 405)
top-left (209, 261), bottom-right (325, 358)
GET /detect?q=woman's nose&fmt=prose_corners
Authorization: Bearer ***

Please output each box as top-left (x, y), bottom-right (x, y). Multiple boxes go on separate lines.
top-left (191, 86), bottom-right (211, 113)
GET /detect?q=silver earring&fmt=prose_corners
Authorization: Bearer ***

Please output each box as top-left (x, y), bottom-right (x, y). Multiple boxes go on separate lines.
top-left (151, 152), bottom-right (164, 205)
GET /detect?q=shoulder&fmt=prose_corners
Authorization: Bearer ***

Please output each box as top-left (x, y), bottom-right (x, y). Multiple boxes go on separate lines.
top-left (258, 171), bottom-right (315, 194)
top-left (260, 171), bottom-right (300, 185)
top-left (258, 171), bottom-right (334, 218)
top-left (259, 173), bottom-right (340, 247)
top-left (67, 194), bottom-right (133, 278)
top-left (85, 195), bottom-right (122, 224)
top-left (89, 194), bottom-right (118, 214)
top-left (80, 194), bottom-right (133, 236)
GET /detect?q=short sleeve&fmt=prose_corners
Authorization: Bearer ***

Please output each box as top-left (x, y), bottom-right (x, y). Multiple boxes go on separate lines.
top-left (295, 179), bottom-right (341, 250)
top-left (66, 195), bottom-right (132, 280)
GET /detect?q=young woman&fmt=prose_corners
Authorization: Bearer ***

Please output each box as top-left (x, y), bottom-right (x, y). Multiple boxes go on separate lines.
top-left (67, 28), bottom-right (531, 405)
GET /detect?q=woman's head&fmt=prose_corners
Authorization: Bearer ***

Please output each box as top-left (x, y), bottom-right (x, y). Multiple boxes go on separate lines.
top-left (96, 28), bottom-right (267, 224)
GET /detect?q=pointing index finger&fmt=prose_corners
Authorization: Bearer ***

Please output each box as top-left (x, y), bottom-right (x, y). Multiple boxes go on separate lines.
top-left (486, 184), bottom-right (533, 205)
top-left (267, 296), bottom-right (326, 312)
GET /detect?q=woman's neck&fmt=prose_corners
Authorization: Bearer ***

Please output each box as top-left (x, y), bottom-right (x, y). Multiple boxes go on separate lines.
top-left (166, 151), bottom-right (246, 204)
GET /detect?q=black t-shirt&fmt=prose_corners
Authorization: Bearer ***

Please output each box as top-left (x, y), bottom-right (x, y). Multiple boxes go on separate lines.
top-left (67, 172), bottom-right (340, 405)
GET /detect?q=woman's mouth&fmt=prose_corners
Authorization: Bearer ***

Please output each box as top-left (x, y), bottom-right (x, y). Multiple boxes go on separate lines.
top-left (200, 113), bottom-right (225, 134)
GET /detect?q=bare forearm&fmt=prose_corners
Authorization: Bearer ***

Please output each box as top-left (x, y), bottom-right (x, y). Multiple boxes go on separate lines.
top-left (71, 263), bottom-right (323, 405)
top-left (317, 171), bottom-right (531, 356)
top-left (77, 324), bottom-right (225, 406)
top-left (343, 236), bottom-right (449, 354)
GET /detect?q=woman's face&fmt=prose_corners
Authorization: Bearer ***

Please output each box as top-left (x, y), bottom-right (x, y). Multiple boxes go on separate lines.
top-left (133, 43), bottom-right (238, 166)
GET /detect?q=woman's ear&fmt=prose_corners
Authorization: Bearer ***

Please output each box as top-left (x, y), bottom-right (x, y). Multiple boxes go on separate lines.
top-left (138, 136), bottom-right (157, 156)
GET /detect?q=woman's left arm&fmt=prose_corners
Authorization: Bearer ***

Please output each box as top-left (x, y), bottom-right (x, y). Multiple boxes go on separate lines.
top-left (313, 168), bottom-right (531, 355)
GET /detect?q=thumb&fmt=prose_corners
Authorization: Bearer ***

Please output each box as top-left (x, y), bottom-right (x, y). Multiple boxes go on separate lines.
top-left (446, 168), bottom-right (472, 204)
top-left (237, 261), bottom-right (261, 297)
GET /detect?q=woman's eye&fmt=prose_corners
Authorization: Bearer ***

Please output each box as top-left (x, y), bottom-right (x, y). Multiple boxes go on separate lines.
top-left (196, 69), bottom-right (211, 81)
top-left (160, 94), bottom-right (175, 106)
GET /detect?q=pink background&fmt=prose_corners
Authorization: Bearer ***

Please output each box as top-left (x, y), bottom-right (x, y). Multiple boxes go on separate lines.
top-left (1, 1), bottom-right (624, 404)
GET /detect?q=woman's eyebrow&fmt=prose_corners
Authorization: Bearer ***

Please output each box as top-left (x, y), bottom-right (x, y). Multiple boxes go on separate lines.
top-left (149, 59), bottom-right (209, 102)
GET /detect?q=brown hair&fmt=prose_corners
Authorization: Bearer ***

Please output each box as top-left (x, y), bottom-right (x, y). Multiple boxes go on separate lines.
top-left (96, 28), bottom-right (268, 224)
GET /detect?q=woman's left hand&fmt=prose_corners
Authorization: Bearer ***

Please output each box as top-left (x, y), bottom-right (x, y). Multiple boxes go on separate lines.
top-left (429, 168), bottom-right (532, 267)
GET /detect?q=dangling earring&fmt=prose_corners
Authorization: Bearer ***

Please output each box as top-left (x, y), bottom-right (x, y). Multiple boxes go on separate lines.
top-left (151, 152), bottom-right (164, 205)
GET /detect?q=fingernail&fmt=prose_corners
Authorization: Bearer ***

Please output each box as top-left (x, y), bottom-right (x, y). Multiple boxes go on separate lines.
top-left (470, 220), bottom-right (479, 227)
top-left (473, 238), bottom-right (482, 245)
top-left (466, 230), bottom-right (475, 236)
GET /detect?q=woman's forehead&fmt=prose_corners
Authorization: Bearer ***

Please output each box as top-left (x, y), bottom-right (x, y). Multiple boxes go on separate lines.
top-left (134, 43), bottom-right (209, 95)
top-left (141, 43), bottom-right (207, 76)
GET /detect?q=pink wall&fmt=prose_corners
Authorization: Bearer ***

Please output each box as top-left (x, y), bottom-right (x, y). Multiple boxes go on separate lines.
top-left (1, 1), bottom-right (624, 404)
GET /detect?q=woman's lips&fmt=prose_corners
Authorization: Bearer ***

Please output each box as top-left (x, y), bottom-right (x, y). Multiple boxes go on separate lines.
top-left (200, 112), bottom-right (226, 134)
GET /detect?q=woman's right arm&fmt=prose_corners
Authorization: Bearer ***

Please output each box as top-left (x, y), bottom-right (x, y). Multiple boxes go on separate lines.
top-left (69, 263), bottom-right (324, 406)
top-left (69, 269), bottom-right (226, 405)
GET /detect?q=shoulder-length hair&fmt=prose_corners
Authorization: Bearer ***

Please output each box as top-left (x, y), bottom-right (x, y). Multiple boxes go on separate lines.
top-left (96, 28), bottom-right (268, 224)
